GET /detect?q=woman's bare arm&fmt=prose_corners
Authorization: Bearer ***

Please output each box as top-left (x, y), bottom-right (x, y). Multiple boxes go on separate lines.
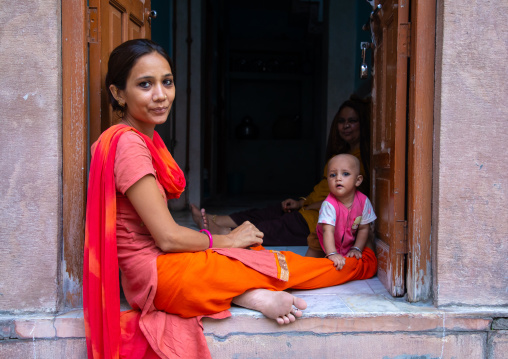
top-left (126, 175), bottom-right (263, 252)
top-left (304, 201), bottom-right (324, 211)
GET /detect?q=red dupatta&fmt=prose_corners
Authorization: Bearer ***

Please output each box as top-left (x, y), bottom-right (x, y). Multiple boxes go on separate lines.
top-left (83, 124), bottom-right (185, 358)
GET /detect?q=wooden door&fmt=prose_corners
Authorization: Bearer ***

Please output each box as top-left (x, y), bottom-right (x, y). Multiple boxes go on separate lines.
top-left (370, 0), bottom-right (410, 297)
top-left (89, 0), bottom-right (152, 144)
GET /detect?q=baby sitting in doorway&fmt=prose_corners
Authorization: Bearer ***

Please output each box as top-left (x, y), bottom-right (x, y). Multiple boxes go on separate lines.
top-left (317, 154), bottom-right (376, 270)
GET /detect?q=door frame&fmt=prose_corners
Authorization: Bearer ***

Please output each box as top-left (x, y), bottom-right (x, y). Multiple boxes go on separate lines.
top-left (62, 0), bottom-right (88, 308)
top-left (61, 0), bottom-right (436, 306)
top-left (406, 0), bottom-right (435, 302)
top-left (61, 0), bottom-right (154, 308)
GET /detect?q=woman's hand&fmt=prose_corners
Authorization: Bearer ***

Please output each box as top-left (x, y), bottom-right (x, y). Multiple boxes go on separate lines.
top-left (281, 198), bottom-right (303, 213)
top-left (327, 253), bottom-right (346, 270)
top-left (226, 221), bottom-right (264, 248)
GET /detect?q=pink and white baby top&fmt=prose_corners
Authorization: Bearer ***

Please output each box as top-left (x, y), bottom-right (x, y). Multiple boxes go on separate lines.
top-left (317, 191), bottom-right (376, 256)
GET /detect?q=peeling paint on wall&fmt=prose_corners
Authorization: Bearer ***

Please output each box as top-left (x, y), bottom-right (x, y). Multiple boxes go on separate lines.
top-left (23, 92), bottom-right (37, 100)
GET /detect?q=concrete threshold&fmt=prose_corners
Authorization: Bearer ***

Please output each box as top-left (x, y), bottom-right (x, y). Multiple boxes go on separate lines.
top-left (1, 275), bottom-right (507, 358)
top-left (2, 276), bottom-right (506, 340)
top-left (3, 207), bottom-right (507, 357)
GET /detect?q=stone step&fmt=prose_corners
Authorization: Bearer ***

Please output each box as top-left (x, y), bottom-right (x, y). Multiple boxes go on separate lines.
top-left (2, 276), bottom-right (507, 358)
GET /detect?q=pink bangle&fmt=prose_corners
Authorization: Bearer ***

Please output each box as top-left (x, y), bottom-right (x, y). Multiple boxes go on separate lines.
top-left (199, 229), bottom-right (213, 248)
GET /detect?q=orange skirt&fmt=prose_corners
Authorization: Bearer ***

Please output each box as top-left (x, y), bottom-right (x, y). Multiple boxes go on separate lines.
top-left (154, 248), bottom-right (377, 318)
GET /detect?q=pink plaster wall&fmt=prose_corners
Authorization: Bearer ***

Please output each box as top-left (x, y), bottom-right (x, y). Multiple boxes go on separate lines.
top-left (433, 1), bottom-right (508, 306)
top-left (0, 1), bottom-right (62, 311)
top-left (1, 0), bottom-right (506, 317)
top-left (207, 332), bottom-right (486, 358)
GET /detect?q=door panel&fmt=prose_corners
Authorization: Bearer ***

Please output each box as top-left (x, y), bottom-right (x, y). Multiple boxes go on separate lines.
top-left (371, 0), bottom-right (409, 296)
top-left (89, 0), bottom-right (151, 144)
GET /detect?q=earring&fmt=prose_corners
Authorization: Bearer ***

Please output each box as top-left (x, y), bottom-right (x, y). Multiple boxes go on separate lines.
top-left (118, 99), bottom-right (125, 107)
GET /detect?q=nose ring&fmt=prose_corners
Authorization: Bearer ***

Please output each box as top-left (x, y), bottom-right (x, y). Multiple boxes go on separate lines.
top-left (164, 95), bottom-right (167, 99)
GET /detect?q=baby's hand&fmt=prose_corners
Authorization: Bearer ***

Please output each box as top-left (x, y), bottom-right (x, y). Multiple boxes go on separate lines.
top-left (346, 248), bottom-right (362, 259)
top-left (327, 253), bottom-right (346, 270)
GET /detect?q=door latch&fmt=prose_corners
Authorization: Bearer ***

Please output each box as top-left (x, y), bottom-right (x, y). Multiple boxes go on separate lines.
top-left (360, 42), bottom-right (371, 79)
top-left (146, 10), bottom-right (157, 26)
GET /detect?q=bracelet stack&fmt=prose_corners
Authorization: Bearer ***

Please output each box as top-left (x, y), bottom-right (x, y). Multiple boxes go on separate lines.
top-left (199, 229), bottom-right (213, 249)
top-left (351, 246), bottom-right (362, 253)
top-left (325, 252), bottom-right (338, 258)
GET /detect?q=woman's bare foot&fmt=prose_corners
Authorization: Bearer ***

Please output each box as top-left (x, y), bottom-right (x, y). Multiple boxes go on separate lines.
top-left (190, 205), bottom-right (231, 235)
top-left (202, 208), bottom-right (231, 235)
top-left (232, 289), bottom-right (307, 325)
top-left (190, 204), bottom-right (206, 229)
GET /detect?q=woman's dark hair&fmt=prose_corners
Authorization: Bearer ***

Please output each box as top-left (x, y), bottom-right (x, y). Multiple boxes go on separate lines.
top-left (325, 96), bottom-right (371, 194)
top-left (105, 39), bottom-right (174, 117)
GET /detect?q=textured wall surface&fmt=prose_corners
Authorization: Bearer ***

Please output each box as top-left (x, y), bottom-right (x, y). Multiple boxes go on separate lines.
top-left (207, 332), bottom-right (486, 358)
top-left (0, 0), bottom-right (506, 318)
top-left (0, 0), bottom-right (61, 311)
top-left (433, 0), bottom-right (508, 306)
top-left (0, 339), bottom-right (86, 359)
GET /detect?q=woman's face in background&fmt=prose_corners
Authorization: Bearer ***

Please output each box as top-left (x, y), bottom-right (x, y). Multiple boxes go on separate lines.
top-left (336, 106), bottom-right (360, 147)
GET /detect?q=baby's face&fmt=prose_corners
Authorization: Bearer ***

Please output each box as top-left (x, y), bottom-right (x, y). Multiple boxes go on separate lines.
top-left (327, 155), bottom-right (362, 199)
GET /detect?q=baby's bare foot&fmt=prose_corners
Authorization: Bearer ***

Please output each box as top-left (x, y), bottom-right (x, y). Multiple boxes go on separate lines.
top-left (232, 289), bottom-right (307, 325)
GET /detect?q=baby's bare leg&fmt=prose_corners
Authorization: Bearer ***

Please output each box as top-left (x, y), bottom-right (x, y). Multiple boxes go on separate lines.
top-left (365, 223), bottom-right (376, 251)
top-left (305, 247), bottom-right (325, 258)
top-left (232, 289), bottom-right (307, 325)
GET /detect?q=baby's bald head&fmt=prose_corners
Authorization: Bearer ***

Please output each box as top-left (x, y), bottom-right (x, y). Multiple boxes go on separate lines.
top-left (328, 154), bottom-right (361, 177)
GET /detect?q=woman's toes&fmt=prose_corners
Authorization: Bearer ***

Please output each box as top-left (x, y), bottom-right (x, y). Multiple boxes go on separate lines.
top-left (287, 313), bottom-right (296, 323)
top-left (280, 315), bottom-right (290, 325)
top-left (190, 204), bottom-right (206, 229)
top-left (200, 208), bottom-right (209, 229)
top-left (276, 312), bottom-right (298, 325)
top-left (291, 308), bottom-right (303, 319)
top-left (293, 296), bottom-right (307, 311)
top-left (200, 208), bottom-right (210, 229)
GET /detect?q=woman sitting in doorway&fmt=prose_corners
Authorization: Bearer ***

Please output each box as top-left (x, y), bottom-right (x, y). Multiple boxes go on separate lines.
top-left (83, 39), bottom-right (377, 358)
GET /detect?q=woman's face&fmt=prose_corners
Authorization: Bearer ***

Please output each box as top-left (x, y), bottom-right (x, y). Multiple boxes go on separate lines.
top-left (114, 52), bottom-right (175, 134)
top-left (337, 106), bottom-right (360, 147)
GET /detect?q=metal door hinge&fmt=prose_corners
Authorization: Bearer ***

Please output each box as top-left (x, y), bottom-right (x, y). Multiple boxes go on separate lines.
top-left (396, 220), bottom-right (409, 255)
top-left (403, 220), bottom-right (410, 257)
top-left (399, 23), bottom-right (411, 57)
top-left (404, 220), bottom-right (411, 258)
top-left (87, 7), bottom-right (98, 44)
